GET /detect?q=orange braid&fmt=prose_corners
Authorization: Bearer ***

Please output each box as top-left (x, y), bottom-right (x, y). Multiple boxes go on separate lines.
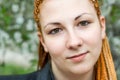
top-left (90, 0), bottom-right (101, 16)
top-left (96, 37), bottom-right (117, 80)
top-left (34, 0), bottom-right (50, 69)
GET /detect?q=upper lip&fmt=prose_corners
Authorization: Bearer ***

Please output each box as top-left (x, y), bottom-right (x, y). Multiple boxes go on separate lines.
top-left (66, 51), bottom-right (89, 59)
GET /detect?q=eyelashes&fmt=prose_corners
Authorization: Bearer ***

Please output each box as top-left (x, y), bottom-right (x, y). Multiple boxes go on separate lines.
top-left (77, 20), bottom-right (91, 27)
top-left (47, 20), bottom-right (92, 35)
top-left (48, 28), bottom-right (63, 35)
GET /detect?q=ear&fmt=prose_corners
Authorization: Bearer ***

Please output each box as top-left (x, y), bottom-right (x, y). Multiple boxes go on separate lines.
top-left (99, 16), bottom-right (106, 39)
top-left (37, 32), bottom-right (48, 52)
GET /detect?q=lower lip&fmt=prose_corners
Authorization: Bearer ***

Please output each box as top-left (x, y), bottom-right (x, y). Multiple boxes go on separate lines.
top-left (69, 52), bottom-right (88, 63)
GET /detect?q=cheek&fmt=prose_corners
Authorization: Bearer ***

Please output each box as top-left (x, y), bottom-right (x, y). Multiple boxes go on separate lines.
top-left (82, 27), bottom-right (103, 65)
top-left (81, 26), bottom-right (103, 53)
top-left (44, 37), bottom-right (65, 57)
top-left (84, 26), bottom-right (102, 44)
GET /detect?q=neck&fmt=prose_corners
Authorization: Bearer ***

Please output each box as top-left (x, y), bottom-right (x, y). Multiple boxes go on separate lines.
top-left (52, 63), bottom-right (95, 80)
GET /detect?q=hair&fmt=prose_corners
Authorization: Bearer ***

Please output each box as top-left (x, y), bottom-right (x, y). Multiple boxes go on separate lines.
top-left (34, 0), bottom-right (117, 79)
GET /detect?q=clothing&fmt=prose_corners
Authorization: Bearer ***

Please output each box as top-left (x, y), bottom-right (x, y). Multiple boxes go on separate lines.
top-left (0, 62), bottom-right (55, 80)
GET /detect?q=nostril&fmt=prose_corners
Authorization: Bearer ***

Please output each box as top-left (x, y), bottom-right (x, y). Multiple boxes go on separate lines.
top-left (66, 33), bottom-right (83, 50)
top-left (68, 43), bottom-right (82, 50)
top-left (78, 44), bottom-right (81, 47)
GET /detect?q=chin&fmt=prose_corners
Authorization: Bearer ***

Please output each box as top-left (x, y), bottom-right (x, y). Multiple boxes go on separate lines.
top-left (69, 64), bottom-right (94, 75)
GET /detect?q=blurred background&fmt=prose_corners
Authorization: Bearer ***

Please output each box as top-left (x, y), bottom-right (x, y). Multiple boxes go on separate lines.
top-left (0, 0), bottom-right (120, 79)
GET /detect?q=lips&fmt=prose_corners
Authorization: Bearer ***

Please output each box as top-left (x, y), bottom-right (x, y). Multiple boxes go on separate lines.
top-left (66, 51), bottom-right (89, 62)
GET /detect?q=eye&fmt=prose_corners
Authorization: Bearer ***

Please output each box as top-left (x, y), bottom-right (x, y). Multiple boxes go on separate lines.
top-left (78, 20), bottom-right (91, 26)
top-left (48, 28), bottom-right (62, 35)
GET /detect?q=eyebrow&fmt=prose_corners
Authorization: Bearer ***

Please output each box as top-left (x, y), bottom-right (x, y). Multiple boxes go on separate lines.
top-left (44, 13), bottom-right (92, 29)
top-left (74, 13), bottom-right (91, 20)
top-left (44, 22), bottom-right (61, 29)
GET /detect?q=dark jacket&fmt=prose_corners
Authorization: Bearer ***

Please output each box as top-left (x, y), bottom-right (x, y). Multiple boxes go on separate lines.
top-left (0, 62), bottom-right (55, 80)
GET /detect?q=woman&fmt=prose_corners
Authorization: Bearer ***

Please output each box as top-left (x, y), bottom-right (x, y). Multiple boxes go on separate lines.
top-left (34, 0), bottom-right (117, 79)
top-left (0, 0), bottom-right (117, 80)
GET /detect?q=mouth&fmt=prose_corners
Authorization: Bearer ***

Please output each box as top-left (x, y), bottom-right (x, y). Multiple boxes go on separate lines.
top-left (66, 51), bottom-right (89, 62)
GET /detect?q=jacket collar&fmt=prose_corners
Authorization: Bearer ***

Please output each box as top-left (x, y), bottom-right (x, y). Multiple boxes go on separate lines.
top-left (36, 61), bottom-right (55, 80)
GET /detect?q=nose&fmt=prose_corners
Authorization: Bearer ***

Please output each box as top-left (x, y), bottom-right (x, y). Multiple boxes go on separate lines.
top-left (66, 32), bottom-right (83, 50)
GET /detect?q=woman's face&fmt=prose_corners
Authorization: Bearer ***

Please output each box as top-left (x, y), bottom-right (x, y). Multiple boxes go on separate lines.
top-left (39, 0), bottom-right (106, 75)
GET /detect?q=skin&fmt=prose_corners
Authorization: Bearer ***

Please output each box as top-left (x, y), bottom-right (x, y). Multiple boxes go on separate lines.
top-left (38, 0), bottom-right (106, 80)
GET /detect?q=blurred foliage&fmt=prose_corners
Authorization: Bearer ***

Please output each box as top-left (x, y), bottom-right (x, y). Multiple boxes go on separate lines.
top-left (0, 64), bottom-right (35, 75)
top-left (101, 0), bottom-right (120, 79)
top-left (0, 0), bottom-right (38, 75)
top-left (0, 0), bottom-right (120, 79)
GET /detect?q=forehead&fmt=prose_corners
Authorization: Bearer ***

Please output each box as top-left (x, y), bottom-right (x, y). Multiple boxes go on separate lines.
top-left (40, 0), bottom-right (96, 24)
top-left (40, 0), bottom-right (94, 13)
